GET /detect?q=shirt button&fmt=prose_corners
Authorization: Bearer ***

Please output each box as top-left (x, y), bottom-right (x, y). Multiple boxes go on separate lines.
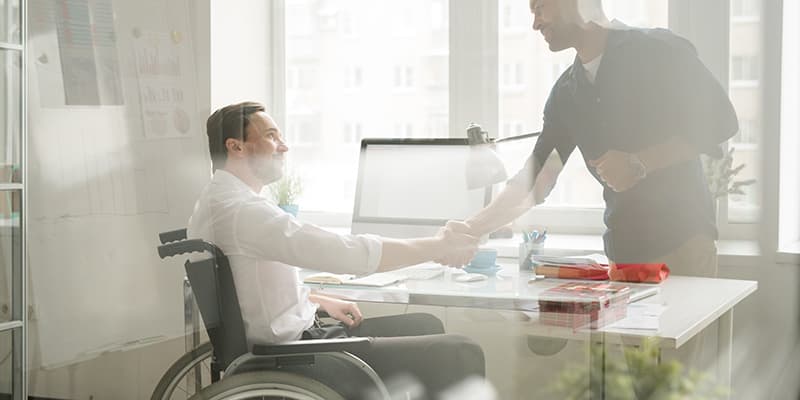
top-left (595, 97), bottom-right (601, 103)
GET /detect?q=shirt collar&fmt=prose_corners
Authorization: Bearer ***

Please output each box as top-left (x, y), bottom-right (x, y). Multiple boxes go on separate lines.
top-left (568, 21), bottom-right (635, 85)
top-left (213, 169), bottom-right (260, 195)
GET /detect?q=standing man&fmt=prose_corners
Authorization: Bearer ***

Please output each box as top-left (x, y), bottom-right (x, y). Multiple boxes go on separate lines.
top-left (189, 101), bottom-right (485, 398)
top-left (447, 0), bottom-right (738, 278)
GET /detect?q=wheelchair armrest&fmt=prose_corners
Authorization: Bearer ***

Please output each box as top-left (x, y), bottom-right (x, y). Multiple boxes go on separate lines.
top-left (252, 337), bottom-right (371, 356)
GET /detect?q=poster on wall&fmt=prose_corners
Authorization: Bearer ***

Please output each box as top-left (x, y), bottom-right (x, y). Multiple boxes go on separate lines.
top-left (133, 30), bottom-right (196, 138)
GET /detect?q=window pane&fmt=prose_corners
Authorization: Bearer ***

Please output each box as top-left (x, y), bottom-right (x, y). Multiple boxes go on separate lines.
top-left (285, 0), bottom-right (449, 213)
top-left (497, 0), bottom-right (667, 208)
top-left (0, 191), bottom-right (20, 324)
top-left (728, 0), bottom-right (763, 221)
top-left (0, 0), bottom-right (20, 44)
top-left (780, 1), bottom-right (800, 250)
top-left (0, 49), bottom-right (21, 183)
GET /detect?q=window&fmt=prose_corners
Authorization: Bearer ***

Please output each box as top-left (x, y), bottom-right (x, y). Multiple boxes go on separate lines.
top-left (731, 55), bottom-right (760, 84)
top-left (284, 0), bottom-right (448, 213)
top-left (393, 65), bottom-right (415, 89)
top-left (393, 123), bottom-right (414, 138)
top-left (727, 0), bottom-right (764, 223)
top-left (344, 66), bottom-right (363, 89)
top-left (731, 119), bottom-right (759, 146)
top-left (780, 0), bottom-right (800, 252)
top-left (731, 0), bottom-right (761, 20)
top-left (342, 122), bottom-right (362, 143)
top-left (501, 62), bottom-right (525, 90)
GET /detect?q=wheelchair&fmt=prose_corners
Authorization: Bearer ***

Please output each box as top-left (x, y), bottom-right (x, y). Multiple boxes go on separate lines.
top-left (152, 229), bottom-right (391, 400)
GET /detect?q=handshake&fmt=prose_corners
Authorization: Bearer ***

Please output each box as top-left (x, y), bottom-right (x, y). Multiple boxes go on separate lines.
top-left (433, 220), bottom-right (483, 267)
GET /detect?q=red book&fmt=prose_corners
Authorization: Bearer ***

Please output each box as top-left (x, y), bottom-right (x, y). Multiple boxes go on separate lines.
top-left (538, 282), bottom-right (631, 329)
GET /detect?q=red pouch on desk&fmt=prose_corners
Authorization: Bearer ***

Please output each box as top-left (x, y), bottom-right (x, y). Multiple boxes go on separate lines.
top-left (608, 263), bottom-right (670, 283)
top-left (537, 264), bottom-right (609, 280)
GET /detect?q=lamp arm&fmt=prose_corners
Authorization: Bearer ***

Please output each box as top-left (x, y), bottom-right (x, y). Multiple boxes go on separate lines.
top-left (493, 131), bottom-right (542, 144)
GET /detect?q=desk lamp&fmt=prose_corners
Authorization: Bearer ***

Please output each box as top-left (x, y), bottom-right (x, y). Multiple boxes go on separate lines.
top-left (465, 123), bottom-right (542, 239)
top-left (465, 123), bottom-right (542, 190)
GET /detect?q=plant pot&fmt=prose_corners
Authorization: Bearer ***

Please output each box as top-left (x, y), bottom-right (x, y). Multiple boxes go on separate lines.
top-left (279, 204), bottom-right (299, 217)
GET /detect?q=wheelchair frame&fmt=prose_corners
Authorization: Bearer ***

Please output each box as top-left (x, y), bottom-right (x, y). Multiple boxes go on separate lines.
top-left (152, 228), bottom-right (391, 400)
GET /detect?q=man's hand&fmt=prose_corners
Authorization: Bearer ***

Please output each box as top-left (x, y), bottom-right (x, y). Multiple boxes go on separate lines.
top-left (434, 220), bottom-right (480, 267)
top-left (310, 295), bottom-right (363, 328)
top-left (589, 150), bottom-right (643, 192)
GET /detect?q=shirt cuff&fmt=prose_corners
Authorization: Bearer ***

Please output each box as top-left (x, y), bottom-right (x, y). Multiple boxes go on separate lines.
top-left (360, 234), bottom-right (383, 275)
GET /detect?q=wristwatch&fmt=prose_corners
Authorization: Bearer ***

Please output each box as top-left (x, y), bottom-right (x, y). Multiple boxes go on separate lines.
top-left (628, 153), bottom-right (648, 180)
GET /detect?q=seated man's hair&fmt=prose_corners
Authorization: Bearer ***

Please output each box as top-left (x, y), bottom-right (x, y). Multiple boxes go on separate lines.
top-left (206, 101), bottom-right (266, 172)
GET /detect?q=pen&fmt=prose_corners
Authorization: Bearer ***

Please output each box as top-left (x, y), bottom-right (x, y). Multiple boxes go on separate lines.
top-left (536, 228), bottom-right (547, 244)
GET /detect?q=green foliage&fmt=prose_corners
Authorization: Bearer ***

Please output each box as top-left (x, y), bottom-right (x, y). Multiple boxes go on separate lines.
top-left (269, 172), bottom-right (303, 206)
top-left (702, 148), bottom-right (757, 199)
top-left (550, 338), bottom-right (728, 400)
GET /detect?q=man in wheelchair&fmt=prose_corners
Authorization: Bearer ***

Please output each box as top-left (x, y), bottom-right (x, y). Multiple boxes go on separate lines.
top-left (187, 101), bottom-right (486, 398)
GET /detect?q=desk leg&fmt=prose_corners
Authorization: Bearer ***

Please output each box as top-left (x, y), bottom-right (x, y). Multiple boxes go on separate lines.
top-left (718, 308), bottom-right (733, 399)
top-left (588, 332), bottom-right (606, 400)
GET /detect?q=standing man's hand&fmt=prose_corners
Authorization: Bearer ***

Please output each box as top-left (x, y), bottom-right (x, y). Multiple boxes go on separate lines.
top-left (434, 220), bottom-right (480, 267)
top-left (589, 150), bottom-right (646, 192)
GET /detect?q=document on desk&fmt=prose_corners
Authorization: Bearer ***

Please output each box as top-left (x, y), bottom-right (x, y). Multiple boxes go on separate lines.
top-left (303, 272), bottom-right (403, 287)
top-left (606, 303), bottom-right (666, 331)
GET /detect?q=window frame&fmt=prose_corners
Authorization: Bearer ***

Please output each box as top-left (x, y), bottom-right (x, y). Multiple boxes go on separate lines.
top-left (270, 0), bottom-right (776, 241)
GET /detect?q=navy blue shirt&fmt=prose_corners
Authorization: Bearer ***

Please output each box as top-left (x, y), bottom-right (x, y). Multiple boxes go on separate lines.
top-left (512, 27), bottom-right (738, 263)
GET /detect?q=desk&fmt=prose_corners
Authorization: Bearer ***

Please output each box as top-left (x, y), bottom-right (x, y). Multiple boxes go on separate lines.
top-left (305, 264), bottom-right (757, 398)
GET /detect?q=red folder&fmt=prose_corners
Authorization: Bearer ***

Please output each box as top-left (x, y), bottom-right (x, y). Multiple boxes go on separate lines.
top-left (609, 263), bottom-right (670, 283)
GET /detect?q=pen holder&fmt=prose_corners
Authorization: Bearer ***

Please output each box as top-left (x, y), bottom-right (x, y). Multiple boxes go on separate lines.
top-left (519, 242), bottom-right (544, 271)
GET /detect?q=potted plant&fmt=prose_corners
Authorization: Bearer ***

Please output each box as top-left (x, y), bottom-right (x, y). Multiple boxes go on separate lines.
top-left (551, 338), bottom-right (728, 400)
top-left (269, 172), bottom-right (304, 217)
top-left (702, 148), bottom-right (757, 201)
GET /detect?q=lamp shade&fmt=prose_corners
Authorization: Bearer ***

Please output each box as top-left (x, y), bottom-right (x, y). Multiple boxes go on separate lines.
top-left (466, 144), bottom-right (508, 190)
top-left (464, 123), bottom-right (542, 190)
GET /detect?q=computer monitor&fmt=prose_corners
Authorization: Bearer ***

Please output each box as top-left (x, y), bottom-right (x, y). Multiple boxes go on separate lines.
top-left (351, 138), bottom-right (491, 238)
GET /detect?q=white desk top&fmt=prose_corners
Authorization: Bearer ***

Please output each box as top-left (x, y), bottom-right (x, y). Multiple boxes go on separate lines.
top-left (305, 264), bottom-right (757, 349)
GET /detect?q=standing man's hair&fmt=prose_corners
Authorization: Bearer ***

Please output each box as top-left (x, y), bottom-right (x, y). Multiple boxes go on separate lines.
top-left (206, 101), bottom-right (266, 172)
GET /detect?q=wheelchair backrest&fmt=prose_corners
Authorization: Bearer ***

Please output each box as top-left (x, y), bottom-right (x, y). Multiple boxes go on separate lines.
top-left (157, 229), bottom-right (249, 370)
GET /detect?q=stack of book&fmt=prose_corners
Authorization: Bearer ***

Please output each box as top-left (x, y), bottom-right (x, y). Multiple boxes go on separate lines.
top-left (532, 254), bottom-right (610, 280)
top-left (538, 282), bottom-right (631, 329)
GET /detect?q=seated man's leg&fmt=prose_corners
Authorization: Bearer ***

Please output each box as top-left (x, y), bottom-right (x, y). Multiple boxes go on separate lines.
top-left (350, 333), bottom-right (485, 398)
top-left (348, 312), bottom-right (445, 337)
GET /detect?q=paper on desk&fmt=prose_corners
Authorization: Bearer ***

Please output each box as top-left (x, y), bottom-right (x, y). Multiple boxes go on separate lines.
top-left (606, 303), bottom-right (666, 331)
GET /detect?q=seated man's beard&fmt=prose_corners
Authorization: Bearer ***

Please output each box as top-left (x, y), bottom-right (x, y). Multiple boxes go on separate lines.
top-left (251, 157), bottom-right (284, 184)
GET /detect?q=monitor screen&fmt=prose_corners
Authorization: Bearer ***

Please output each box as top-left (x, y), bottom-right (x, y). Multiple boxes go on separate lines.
top-left (352, 139), bottom-right (489, 237)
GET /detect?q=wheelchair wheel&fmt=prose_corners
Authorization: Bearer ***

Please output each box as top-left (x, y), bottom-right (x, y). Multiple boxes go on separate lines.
top-left (187, 370), bottom-right (345, 400)
top-left (152, 341), bottom-right (215, 400)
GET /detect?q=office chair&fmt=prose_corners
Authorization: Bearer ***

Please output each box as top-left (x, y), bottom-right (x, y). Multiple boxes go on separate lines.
top-left (152, 228), bottom-right (391, 400)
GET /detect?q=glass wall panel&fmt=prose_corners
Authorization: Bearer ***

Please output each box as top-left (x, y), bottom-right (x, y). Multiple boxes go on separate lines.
top-left (0, 0), bottom-right (20, 44)
top-left (0, 191), bottom-right (19, 324)
top-left (0, 329), bottom-right (12, 395)
top-left (0, 49), bottom-right (21, 182)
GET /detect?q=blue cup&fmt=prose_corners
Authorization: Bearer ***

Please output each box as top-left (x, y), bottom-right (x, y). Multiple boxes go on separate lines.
top-left (469, 248), bottom-right (497, 269)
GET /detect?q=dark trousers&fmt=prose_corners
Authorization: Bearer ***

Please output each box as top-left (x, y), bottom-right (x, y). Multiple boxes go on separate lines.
top-left (302, 313), bottom-right (485, 399)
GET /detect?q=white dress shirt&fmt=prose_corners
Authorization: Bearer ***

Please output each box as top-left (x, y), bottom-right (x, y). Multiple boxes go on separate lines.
top-left (187, 170), bottom-right (382, 345)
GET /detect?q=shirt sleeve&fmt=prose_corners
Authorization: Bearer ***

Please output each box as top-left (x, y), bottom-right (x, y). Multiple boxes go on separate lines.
top-left (651, 35), bottom-right (739, 158)
top-left (507, 84), bottom-right (576, 192)
top-left (231, 199), bottom-right (382, 275)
